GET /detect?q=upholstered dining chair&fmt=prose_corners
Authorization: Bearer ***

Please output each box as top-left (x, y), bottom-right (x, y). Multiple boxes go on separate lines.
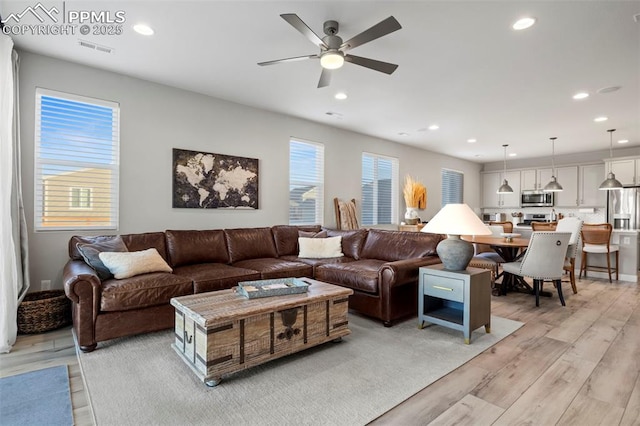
top-left (531, 221), bottom-right (557, 231)
top-left (502, 232), bottom-right (571, 306)
top-left (579, 223), bottom-right (619, 283)
top-left (555, 217), bottom-right (584, 293)
top-left (474, 225), bottom-right (506, 264)
top-left (489, 221), bottom-right (513, 233)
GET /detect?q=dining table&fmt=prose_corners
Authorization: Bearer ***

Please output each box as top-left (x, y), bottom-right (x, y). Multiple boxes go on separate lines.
top-left (463, 234), bottom-right (552, 297)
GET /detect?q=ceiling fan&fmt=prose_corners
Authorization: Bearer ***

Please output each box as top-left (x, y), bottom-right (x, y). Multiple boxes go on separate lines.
top-left (258, 14), bottom-right (402, 88)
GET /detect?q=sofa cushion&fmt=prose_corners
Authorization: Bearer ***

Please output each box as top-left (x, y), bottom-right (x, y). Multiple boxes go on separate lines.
top-left (298, 230), bottom-right (327, 238)
top-left (76, 236), bottom-right (128, 280)
top-left (99, 248), bottom-right (173, 279)
top-left (166, 229), bottom-right (229, 267)
top-left (100, 272), bottom-right (193, 312)
top-left (173, 263), bottom-right (261, 293)
top-left (298, 236), bottom-right (343, 258)
top-left (70, 232), bottom-right (169, 262)
top-left (360, 229), bottom-right (443, 262)
top-left (271, 225), bottom-right (322, 256)
top-left (315, 260), bottom-right (385, 294)
top-left (225, 228), bottom-right (278, 263)
top-left (232, 258), bottom-right (313, 280)
top-left (324, 229), bottom-right (368, 260)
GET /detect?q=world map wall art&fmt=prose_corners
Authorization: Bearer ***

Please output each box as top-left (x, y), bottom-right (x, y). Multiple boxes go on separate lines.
top-left (172, 148), bottom-right (259, 209)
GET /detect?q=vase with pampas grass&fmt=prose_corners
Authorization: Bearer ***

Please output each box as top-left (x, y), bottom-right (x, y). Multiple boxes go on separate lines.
top-left (403, 175), bottom-right (426, 224)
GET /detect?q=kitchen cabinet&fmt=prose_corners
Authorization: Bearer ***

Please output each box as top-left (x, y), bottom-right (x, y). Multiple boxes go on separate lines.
top-left (579, 163), bottom-right (606, 207)
top-left (609, 159), bottom-right (635, 185)
top-left (482, 171), bottom-right (520, 208)
top-left (554, 166), bottom-right (579, 207)
top-left (521, 168), bottom-right (553, 190)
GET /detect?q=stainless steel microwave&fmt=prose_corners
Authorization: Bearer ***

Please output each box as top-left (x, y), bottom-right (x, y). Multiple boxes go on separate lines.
top-left (521, 190), bottom-right (554, 207)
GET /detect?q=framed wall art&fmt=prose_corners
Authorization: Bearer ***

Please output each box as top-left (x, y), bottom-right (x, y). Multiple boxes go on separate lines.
top-left (173, 148), bottom-right (259, 209)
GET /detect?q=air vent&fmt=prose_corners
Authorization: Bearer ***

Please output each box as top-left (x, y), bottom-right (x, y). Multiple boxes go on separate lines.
top-left (78, 39), bottom-right (114, 54)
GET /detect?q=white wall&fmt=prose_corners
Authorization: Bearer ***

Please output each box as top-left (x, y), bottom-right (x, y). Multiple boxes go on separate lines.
top-left (17, 51), bottom-right (482, 290)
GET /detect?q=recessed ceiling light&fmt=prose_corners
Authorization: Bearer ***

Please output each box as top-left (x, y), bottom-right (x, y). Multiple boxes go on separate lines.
top-left (512, 17), bottom-right (536, 30)
top-left (509, 153), bottom-right (517, 157)
top-left (467, 138), bottom-right (477, 143)
top-left (572, 92), bottom-right (589, 100)
top-left (594, 116), bottom-right (608, 122)
top-left (428, 124), bottom-right (439, 130)
top-left (133, 24), bottom-right (154, 36)
top-left (334, 92), bottom-right (347, 100)
top-left (618, 139), bottom-right (629, 144)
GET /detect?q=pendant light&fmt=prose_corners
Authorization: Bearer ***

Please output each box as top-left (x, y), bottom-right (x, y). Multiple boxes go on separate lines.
top-left (497, 144), bottom-right (514, 194)
top-left (543, 137), bottom-right (563, 192)
top-left (599, 129), bottom-right (623, 190)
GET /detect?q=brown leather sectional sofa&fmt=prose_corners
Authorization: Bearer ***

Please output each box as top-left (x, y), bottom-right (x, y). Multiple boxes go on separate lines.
top-left (63, 225), bottom-right (443, 352)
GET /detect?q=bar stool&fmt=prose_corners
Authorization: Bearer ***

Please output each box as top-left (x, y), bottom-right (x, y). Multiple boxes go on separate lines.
top-left (579, 223), bottom-right (619, 283)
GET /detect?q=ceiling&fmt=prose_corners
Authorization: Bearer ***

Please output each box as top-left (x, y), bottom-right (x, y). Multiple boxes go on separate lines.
top-left (2, 1), bottom-right (639, 163)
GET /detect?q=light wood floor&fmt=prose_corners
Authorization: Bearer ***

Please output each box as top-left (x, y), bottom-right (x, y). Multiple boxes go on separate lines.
top-left (1, 277), bottom-right (638, 426)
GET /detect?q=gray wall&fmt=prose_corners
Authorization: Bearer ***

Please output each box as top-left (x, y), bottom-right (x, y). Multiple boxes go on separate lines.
top-left (18, 51), bottom-right (482, 290)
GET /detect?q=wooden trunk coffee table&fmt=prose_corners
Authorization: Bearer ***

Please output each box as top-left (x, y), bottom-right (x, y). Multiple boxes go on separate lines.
top-left (170, 279), bottom-right (353, 386)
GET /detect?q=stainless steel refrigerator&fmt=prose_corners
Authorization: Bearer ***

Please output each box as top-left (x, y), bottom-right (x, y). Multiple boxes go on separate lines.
top-left (607, 187), bottom-right (640, 230)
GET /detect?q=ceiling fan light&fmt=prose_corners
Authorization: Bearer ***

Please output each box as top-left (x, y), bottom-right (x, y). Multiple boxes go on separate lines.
top-left (320, 51), bottom-right (344, 69)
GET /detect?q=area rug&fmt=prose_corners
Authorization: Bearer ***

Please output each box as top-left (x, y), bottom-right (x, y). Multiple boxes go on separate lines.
top-left (77, 314), bottom-right (522, 425)
top-left (0, 365), bottom-right (73, 426)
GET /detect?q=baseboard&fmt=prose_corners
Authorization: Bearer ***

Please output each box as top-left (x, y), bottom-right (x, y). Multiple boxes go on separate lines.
top-left (579, 271), bottom-right (637, 282)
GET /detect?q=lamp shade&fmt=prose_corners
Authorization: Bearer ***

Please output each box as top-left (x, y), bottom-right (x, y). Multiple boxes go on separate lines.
top-left (421, 204), bottom-right (491, 271)
top-left (543, 176), bottom-right (563, 192)
top-left (599, 172), bottom-right (623, 190)
top-left (421, 203), bottom-right (492, 236)
top-left (320, 51), bottom-right (344, 69)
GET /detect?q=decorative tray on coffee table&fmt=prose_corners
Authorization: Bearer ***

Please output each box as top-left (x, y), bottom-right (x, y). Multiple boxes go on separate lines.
top-left (236, 277), bottom-right (309, 299)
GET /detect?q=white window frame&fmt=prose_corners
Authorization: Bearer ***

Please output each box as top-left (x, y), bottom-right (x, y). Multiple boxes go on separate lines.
top-left (361, 152), bottom-right (399, 226)
top-left (35, 88), bottom-right (120, 231)
top-left (441, 168), bottom-right (464, 207)
top-left (69, 187), bottom-right (92, 210)
top-left (289, 138), bottom-right (325, 225)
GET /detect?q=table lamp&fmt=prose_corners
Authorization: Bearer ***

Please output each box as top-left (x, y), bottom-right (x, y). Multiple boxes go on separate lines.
top-left (421, 203), bottom-right (491, 270)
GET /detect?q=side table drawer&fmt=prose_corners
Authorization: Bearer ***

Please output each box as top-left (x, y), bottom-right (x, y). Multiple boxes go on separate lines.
top-left (423, 275), bottom-right (464, 303)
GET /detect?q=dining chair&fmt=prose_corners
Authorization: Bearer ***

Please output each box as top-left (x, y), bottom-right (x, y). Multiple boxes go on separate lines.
top-left (531, 221), bottom-right (557, 231)
top-left (555, 217), bottom-right (583, 293)
top-left (489, 221), bottom-right (513, 233)
top-left (579, 223), bottom-right (619, 283)
top-left (474, 225), bottom-right (506, 263)
top-left (502, 232), bottom-right (571, 306)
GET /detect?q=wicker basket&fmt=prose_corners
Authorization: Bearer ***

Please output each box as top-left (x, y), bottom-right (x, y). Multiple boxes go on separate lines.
top-left (17, 290), bottom-right (72, 334)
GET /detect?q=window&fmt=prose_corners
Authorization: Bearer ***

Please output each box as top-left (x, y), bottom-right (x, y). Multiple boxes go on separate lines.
top-left (289, 139), bottom-right (324, 225)
top-left (361, 153), bottom-right (399, 226)
top-left (441, 169), bottom-right (464, 207)
top-left (35, 88), bottom-right (120, 230)
top-left (70, 187), bottom-right (92, 209)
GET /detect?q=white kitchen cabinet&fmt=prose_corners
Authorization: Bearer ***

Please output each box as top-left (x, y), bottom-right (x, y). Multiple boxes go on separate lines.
top-left (481, 171), bottom-right (520, 208)
top-left (609, 159), bottom-right (635, 185)
top-left (521, 168), bottom-right (553, 190)
top-left (554, 166), bottom-right (579, 207)
top-left (579, 163), bottom-right (606, 207)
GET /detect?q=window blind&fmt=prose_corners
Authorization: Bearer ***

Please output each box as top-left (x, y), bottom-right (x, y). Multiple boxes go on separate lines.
top-left (289, 139), bottom-right (324, 225)
top-left (35, 88), bottom-right (120, 231)
top-left (361, 153), bottom-right (399, 225)
top-left (442, 168), bottom-right (464, 206)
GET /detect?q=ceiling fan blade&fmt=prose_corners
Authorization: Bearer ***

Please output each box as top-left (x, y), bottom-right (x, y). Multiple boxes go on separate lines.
top-left (258, 54), bottom-right (319, 66)
top-left (317, 68), bottom-right (331, 88)
top-left (344, 54), bottom-right (398, 74)
top-left (280, 13), bottom-right (327, 48)
top-left (340, 16), bottom-right (401, 51)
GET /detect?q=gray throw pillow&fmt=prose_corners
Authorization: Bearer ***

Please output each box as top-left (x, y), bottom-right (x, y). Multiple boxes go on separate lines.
top-left (76, 236), bottom-right (128, 280)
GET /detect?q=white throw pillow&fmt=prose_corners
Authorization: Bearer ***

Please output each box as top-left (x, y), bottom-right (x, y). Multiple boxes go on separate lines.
top-left (99, 248), bottom-right (173, 279)
top-left (298, 236), bottom-right (344, 259)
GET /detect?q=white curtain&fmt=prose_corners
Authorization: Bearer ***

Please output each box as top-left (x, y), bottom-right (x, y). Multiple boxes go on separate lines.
top-left (0, 34), bottom-right (30, 353)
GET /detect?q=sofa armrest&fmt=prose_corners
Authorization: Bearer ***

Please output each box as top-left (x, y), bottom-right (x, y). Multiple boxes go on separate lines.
top-left (63, 260), bottom-right (102, 303)
top-left (379, 256), bottom-right (442, 288)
